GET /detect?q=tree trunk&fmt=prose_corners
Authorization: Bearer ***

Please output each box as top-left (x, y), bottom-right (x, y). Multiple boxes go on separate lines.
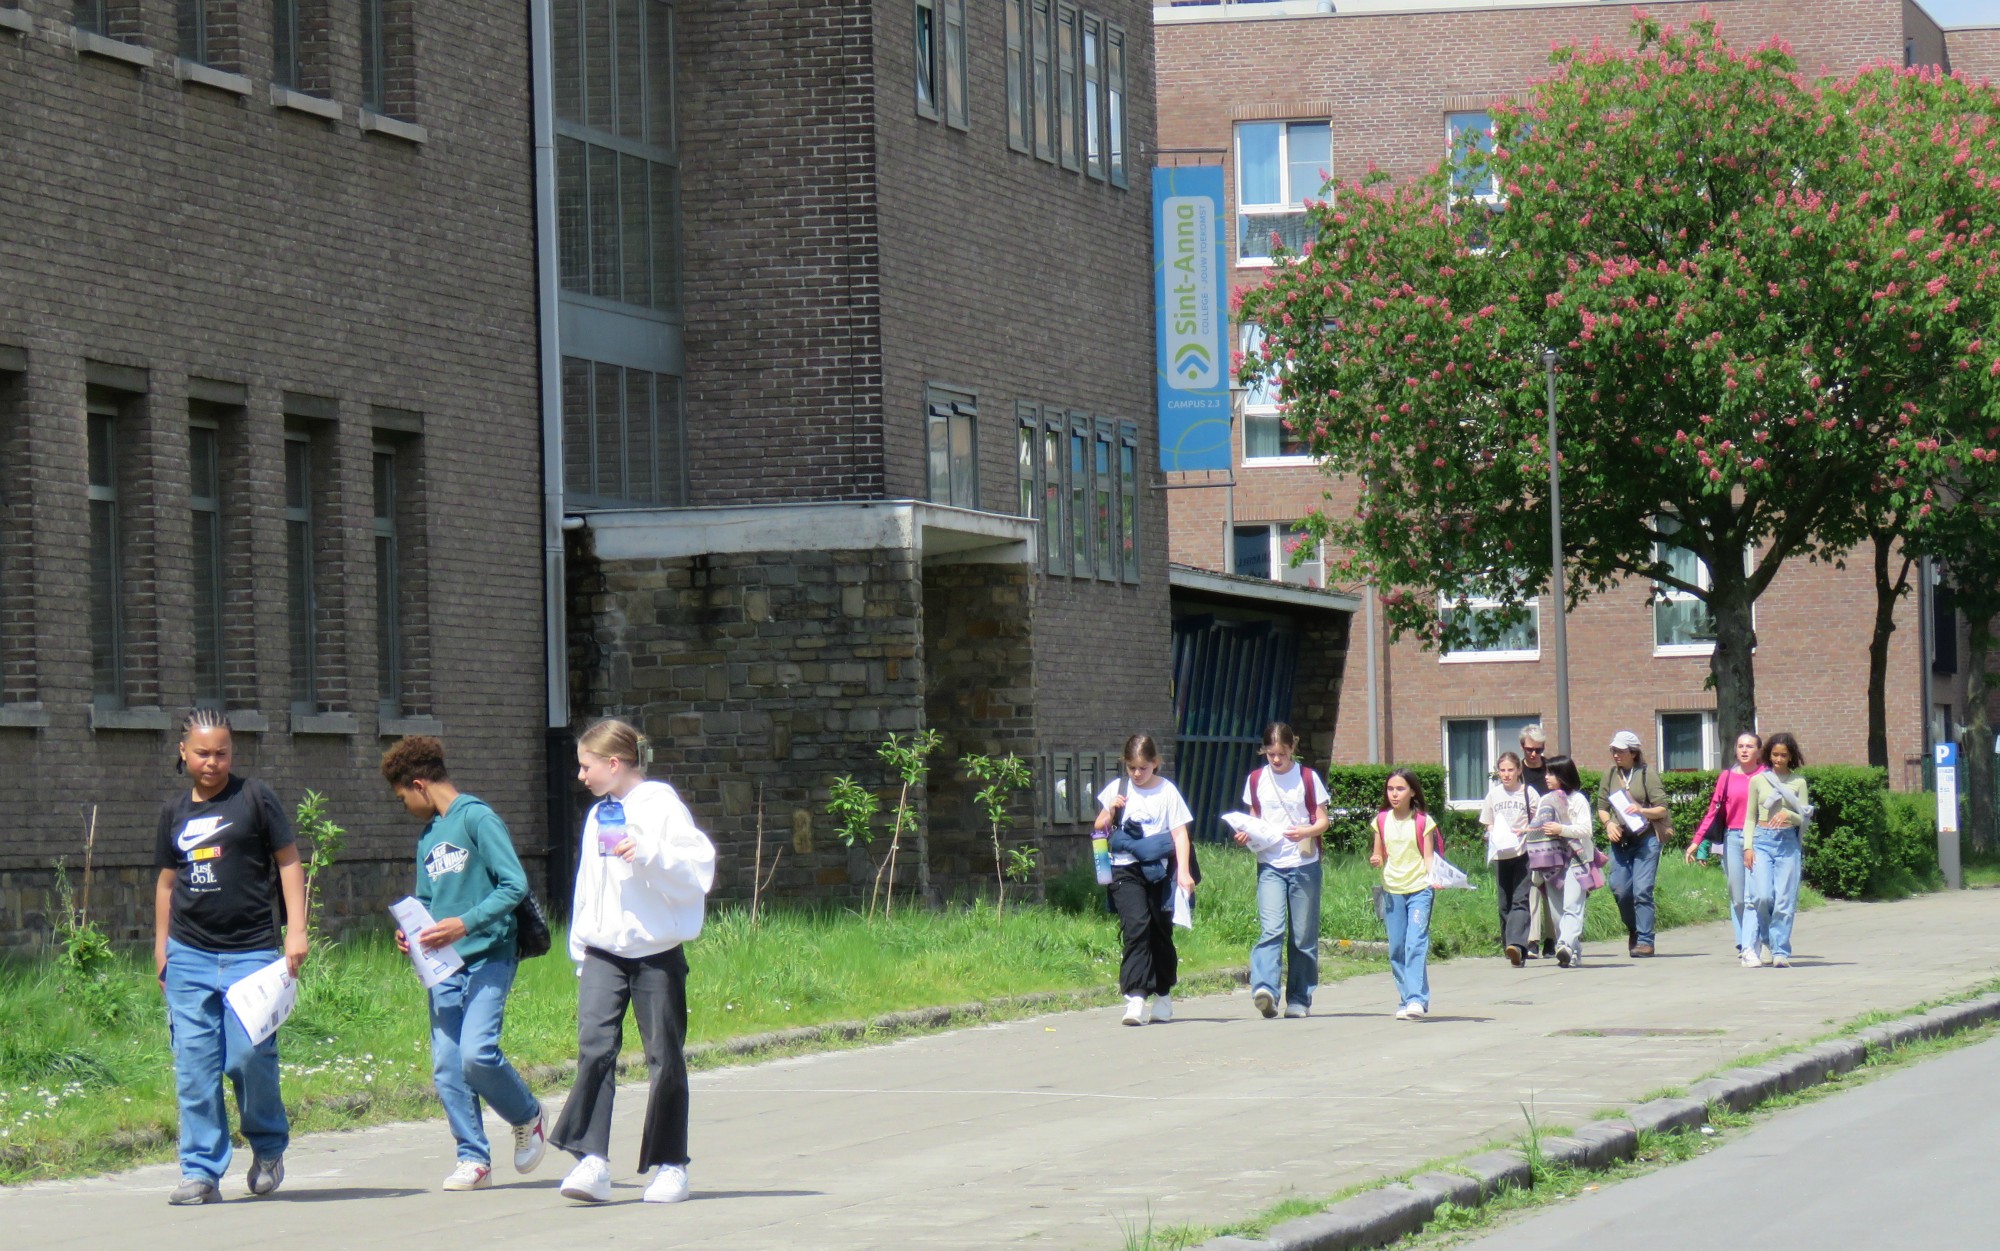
top-left (1866, 531), bottom-right (1913, 770)
top-left (1707, 570), bottom-right (1759, 744)
top-left (1964, 609), bottom-right (1997, 858)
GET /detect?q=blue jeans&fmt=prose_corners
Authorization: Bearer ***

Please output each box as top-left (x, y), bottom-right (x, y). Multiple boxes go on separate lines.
top-left (1607, 832), bottom-right (1660, 947)
top-left (1251, 861), bottom-right (1322, 1008)
top-left (429, 958), bottom-right (540, 1163)
top-left (1723, 828), bottom-right (1747, 949)
top-left (1745, 827), bottom-right (1803, 959)
top-left (163, 938), bottom-right (289, 1183)
top-left (1383, 888), bottom-right (1433, 1010)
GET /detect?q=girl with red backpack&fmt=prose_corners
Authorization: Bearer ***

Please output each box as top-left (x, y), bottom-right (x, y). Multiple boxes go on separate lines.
top-left (1232, 723), bottom-right (1330, 1019)
top-left (1369, 769), bottom-right (1438, 1020)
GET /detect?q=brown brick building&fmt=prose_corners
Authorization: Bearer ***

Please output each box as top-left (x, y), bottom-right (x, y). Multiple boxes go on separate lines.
top-left (1156, 0), bottom-right (1993, 807)
top-left (0, 1), bottom-right (548, 944)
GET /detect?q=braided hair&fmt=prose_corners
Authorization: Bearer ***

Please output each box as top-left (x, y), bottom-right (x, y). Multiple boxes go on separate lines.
top-left (176, 706), bottom-right (232, 773)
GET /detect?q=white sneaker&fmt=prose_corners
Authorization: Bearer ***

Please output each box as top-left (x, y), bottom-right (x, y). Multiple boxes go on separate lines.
top-left (442, 1161), bottom-right (492, 1191)
top-left (1122, 995), bottom-right (1146, 1026)
top-left (1771, 955), bottom-right (1790, 968)
top-left (1284, 1003), bottom-right (1308, 1019)
top-left (512, 1106), bottom-right (547, 1173)
top-left (1741, 949), bottom-right (1763, 968)
top-left (643, 1164), bottom-right (690, 1204)
top-left (1406, 1003), bottom-right (1428, 1020)
top-left (1252, 987), bottom-right (1277, 1019)
top-left (560, 1155), bottom-right (612, 1203)
top-left (1394, 1004), bottom-right (1414, 1021)
top-left (1150, 995), bottom-right (1174, 1023)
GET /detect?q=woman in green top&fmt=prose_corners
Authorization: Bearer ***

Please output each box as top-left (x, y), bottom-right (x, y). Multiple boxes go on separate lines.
top-left (1368, 769), bottom-right (1438, 1020)
top-left (1742, 732), bottom-right (1810, 968)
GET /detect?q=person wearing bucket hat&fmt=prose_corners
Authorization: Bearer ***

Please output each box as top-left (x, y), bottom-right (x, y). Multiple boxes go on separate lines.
top-left (1596, 730), bottom-right (1673, 957)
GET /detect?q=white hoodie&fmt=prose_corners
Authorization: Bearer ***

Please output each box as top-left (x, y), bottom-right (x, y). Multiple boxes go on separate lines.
top-left (569, 779), bottom-right (717, 961)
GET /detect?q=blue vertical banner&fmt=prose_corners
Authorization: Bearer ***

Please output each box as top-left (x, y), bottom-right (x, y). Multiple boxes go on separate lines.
top-left (1153, 165), bottom-right (1232, 471)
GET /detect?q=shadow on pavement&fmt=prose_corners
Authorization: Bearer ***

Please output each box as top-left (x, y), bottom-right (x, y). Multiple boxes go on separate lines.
top-left (276, 1187), bottom-right (427, 1202)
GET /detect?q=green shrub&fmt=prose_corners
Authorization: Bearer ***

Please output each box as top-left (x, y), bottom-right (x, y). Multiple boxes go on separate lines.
top-left (1882, 791), bottom-right (1942, 883)
top-left (1796, 766), bottom-right (1889, 899)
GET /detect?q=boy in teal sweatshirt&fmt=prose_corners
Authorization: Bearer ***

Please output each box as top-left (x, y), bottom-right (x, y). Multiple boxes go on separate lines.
top-left (383, 735), bottom-right (547, 1191)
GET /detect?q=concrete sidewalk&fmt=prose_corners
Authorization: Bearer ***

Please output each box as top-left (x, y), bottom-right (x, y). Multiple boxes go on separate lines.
top-left (8, 892), bottom-right (2000, 1250)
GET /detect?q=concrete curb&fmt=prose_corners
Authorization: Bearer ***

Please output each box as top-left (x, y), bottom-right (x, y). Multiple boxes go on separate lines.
top-left (1186, 990), bottom-right (2000, 1250)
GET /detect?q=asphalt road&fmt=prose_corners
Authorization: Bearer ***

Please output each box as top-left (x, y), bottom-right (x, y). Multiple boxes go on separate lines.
top-left (1460, 1030), bottom-right (2000, 1250)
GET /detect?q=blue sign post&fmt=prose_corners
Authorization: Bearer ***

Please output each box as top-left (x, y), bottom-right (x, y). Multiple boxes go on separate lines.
top-left (1937, 742), bottom-right (1962, 889)
top-left (1153, 165), bottom-right (1232, 472)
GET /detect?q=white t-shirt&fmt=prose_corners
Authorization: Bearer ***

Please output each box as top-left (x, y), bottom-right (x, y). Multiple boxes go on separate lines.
top-left (1096, 776), bottom-right (1194, 865)
top-left (1477, 781), bottom-right (1540, 862)
top-left (1241, 765), bottom-right (1325, 868)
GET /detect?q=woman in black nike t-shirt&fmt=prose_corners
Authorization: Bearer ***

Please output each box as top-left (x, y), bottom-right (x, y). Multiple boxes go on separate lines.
top-left (152, 708), bottom-right (309, 1205)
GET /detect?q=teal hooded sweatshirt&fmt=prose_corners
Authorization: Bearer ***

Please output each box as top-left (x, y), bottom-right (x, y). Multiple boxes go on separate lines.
top-left (414, 795), bottom-right (529, 965)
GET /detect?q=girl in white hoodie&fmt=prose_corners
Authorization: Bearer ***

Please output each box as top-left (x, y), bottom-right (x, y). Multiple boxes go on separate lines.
top-left (552, 719), bottom-right (716, 1206)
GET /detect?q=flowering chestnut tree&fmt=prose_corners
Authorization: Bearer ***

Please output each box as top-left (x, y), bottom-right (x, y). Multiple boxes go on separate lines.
top-left (1240, 14), bottom-right (2000, 741)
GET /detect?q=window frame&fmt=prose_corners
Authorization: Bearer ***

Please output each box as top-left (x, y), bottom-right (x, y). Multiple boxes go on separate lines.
top-left (1234, 119), bottom-right (1332, 266)
top-left (1657, 710), bottom-right (1718, 772)
top-left (1068, 412), bottom-right (1091, 575)
top-left (1444, 110), bottom-right (1501, 204)
top-left (924, 383), bottom-right (979, 511)
top-left (1105, 22), bottom-right (1127, 188)
top-left (1092, 419), bottom-right (1116, 581)
top-left (913, 0), bottom-right (940, 120)
top-left (189, 418), bottom-right (227, 710)
top-left (283, 427), bottom-right (321, 716)
top-left (1030, 0), bottom-right (1054, 162)
top-left (1005, 0), bottom-right (1028, 154)
top-left (1041, 409), bottom-right (1068, 576)
top-left (86, 395), bottom-right (126, 712)
top-left (1055, 3), bottom-right (1081, 172)
top-left (1238, 321), bottom-right (1311, 465)
top-left (941, 0), bottom-right (967, 130)
top-left (273, 0), bottom-right (301, 91)
top-left (1081, 12), bottom-right (1104, 180)
top-left (1117, 420), bottom-right (1139, 584)
top-left (1652, 518), bottom-right (1722, 657)
top-left (372, 442), bottom-right (403, 721)
top-left (1442, 715), bottom-right (1541, 809)
top-left (1440, 587), bottom-right (1541, 663)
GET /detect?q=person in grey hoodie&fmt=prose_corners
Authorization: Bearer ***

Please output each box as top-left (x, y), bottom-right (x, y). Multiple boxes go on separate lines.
top-left (383, 735), bottom-right (547, 1192)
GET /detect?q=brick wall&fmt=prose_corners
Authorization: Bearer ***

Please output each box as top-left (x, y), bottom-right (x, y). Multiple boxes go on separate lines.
top-left (1944, 27), bottom-right (2000, 82)
top-left (0, 3), bottom-right (547, 945)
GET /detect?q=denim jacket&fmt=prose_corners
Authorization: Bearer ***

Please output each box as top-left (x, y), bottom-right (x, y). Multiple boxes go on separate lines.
top-left (1108, 824), bottom-right (1176, 883)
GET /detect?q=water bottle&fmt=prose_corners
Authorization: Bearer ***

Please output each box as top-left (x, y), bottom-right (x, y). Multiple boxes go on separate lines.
top-left (596, 798), bottom-right (626, 857)
top-left (1092, 830), bottom-right (1114, 886)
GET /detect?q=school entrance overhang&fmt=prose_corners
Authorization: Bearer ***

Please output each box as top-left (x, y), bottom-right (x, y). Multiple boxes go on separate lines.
top-left (1168, 563), bottom-right (1357, 842)
top-left (578, 500), bottom-right (1037, 567)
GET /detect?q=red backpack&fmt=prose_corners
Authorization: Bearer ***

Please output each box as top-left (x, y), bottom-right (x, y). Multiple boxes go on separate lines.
top-left (1248, 765), bottom-right (1322, 821)
top-left (1375, 808), bottom-right (1441, 855)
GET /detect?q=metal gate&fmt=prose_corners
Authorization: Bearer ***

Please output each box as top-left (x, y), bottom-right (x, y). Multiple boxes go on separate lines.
top-left (1171, 614), bottom-right (1299, 844)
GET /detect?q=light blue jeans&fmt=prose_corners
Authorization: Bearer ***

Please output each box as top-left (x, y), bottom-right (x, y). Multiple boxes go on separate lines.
top-left (1251, 860), bottom-right (1322, 1008)
top-left (1722, 828), bottom-right (1748, 950)
top-left (429, 958), bottom-right (541, 1163)
top-left (1383, 887), bottom-right (1433, 1010)
top-left (1607, 832), bottom-right (1660, 948)
top-left (164, 938), bottom-right (290, 1183)
top-left (1744, 827), bottom-right (1803, 959)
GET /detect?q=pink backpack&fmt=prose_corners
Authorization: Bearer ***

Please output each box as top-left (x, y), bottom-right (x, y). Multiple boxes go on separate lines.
top-left (1375, 808), bottom-right (1441, 855)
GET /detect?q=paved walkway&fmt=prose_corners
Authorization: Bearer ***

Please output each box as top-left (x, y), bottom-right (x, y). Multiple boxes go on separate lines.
top-left (8, 892), bottom-right (2000, 1250)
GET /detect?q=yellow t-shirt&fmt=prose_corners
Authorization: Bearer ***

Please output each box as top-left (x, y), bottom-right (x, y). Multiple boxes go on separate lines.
top-left (1381, 812), bottom-right (1431, 895)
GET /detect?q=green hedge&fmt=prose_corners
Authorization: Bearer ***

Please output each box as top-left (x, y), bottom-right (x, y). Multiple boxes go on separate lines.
top-left (1883, 791), bottom-right (1942, 883)
top-left (1320, 763), bottom-right (1907, 900)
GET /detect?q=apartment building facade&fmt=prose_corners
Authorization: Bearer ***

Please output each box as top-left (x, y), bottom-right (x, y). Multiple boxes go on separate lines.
top-left (0, 1), bottom-right (549, 945)
top-left (1155, 0), bottom-right (1989, 808)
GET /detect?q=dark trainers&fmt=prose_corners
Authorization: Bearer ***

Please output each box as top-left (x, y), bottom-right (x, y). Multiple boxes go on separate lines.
top-left (247, 1155), bottom-right (284, 1197)
top-left (170, 1177), bottom-right (221, 1205)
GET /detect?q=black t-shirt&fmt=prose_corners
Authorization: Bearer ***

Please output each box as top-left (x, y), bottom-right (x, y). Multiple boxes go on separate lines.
top-left (153, 776), bottom-right (296, 953)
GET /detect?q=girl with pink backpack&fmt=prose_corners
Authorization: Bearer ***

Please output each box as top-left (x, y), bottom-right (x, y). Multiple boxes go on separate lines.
top-left (1369, 770), bottom-right (1438, 1020)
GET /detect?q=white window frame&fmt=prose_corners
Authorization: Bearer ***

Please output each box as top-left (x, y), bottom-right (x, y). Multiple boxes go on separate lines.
top-left (1651, 519), bottom-right (1748, 657)
top-left (1441, 715), bottom-right (1541, 810)
top-left (1231, 521), bottom-right (1323, 588)
top-left (1444, 110), bottom-right (1502, 206)
top-left (1657, 710), bottom-right (1718, 772)
top-left (1238, 321), bottom-right (1312, 466)
top-left (1439, 590), bottom-right (1541, 663)
top-left (1234, 119), bottom-right (1331, 267)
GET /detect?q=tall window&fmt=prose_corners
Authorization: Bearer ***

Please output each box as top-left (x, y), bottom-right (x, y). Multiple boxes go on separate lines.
top-left (1236, 120), bottom-right (1331, 264)
top-left (177, 0), bottom-right (208, 63)
top-left (561, 358), bottom-right (686, 507)
top-left (1081, 14), bottom-right (1102, 179)
top-left (1016, 403), bottom-right (1039, 522)
top-left (73, 1), bottom-right (107, 34)
top-left (360, 0), bottom-right (385, 111)
top-left (1659, 711), bottom-right (1717, 771)
top-left (1118, 422), bottom-right (1138, 582)
top-left (1446, 111), bottom-right (1499, 201)
top-left (373, 445), bottom-right (401, 718)
top-left (1018, 409), bottom-right (1137, 581)
top-left (273, 0), bottom-right (300, 89)
top-left (1030, 0), bottom-right (1053, 160)
top-left (925, 386), bottom-right (978, 509)
top-left (1068, 415), bottom-right (1090, 572)
top-left (0, 361), bottom-right (25, 706)
top-left (1653, 518), bottom-right (1718, 654)
top-left (1055, 4), bottom-right (1080, 172)
top-left (1005, 0), bottom-right (1027, 153)
top-left (554, 0), bottom-right (681, 313)
top-left (1093, 422), bottom-right (1114, 578)
top-left (189, 421), bottom-right (225, 708)
top-left (1444, 716), bottom-right (1540, 807)
top-left (1106, 24), bottom-right (1126, 187)
top-left (1239, 322), bottom-right (1306, 461)
top-left (87, 395), bottom-right (125, 710)
top-left (1042, 414), bottom-right (1065, 575)
top-left (1441, 585), bottom-right (1539, 661)
top-left (284, 428), bottom-right (324, 714)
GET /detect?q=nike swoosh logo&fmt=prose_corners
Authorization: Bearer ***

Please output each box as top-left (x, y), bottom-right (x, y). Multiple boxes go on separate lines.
top-left (177, 817), bottom-right (234, 852)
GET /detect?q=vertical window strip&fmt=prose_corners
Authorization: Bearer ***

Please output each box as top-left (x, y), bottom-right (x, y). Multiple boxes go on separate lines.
top-left (360, 0), bottom-right (385, 113)
top-left (273, 0), bottom-right (299, 89)
top-left (1082, 15), bottom-right (1103, 180)
top-left (86, 402), bottom-right (124, 709)
top-left (1068, 415), bottom-right (1089, 574)
top-left (373, 446), bottom-right (400, 718)
top-left (1107, 24), bottom-right (1127, 187)
top-left (189, 421), bottom-right (225, 708)
top-left (1030, 0), bottom-right (1053, 161)
top-left (943, 0), bottom-right (967, 130)
top-left (177, 0), bottom-right (208, 65)
top-left (284, 433), bottom-right (318, 713)
top-left (1056, 4), bottom-right (1080, 172)
top-left (1005, 0), bottom-right (1027, 153)
top-left (73, 0), bottom-right (107, 35)
top-left (1118, 421), bottom-right (1139, 582)
top-left (1042, 416), bottom-right (1065, 575)
top-left (914, 0), bottom-right (939, 119)
top-left (1093, 422), bottom-right (1114, 579)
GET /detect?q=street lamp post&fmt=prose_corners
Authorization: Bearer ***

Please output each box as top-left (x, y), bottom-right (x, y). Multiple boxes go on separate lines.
top-left (1544, 349), bottom-right (1572, 758)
